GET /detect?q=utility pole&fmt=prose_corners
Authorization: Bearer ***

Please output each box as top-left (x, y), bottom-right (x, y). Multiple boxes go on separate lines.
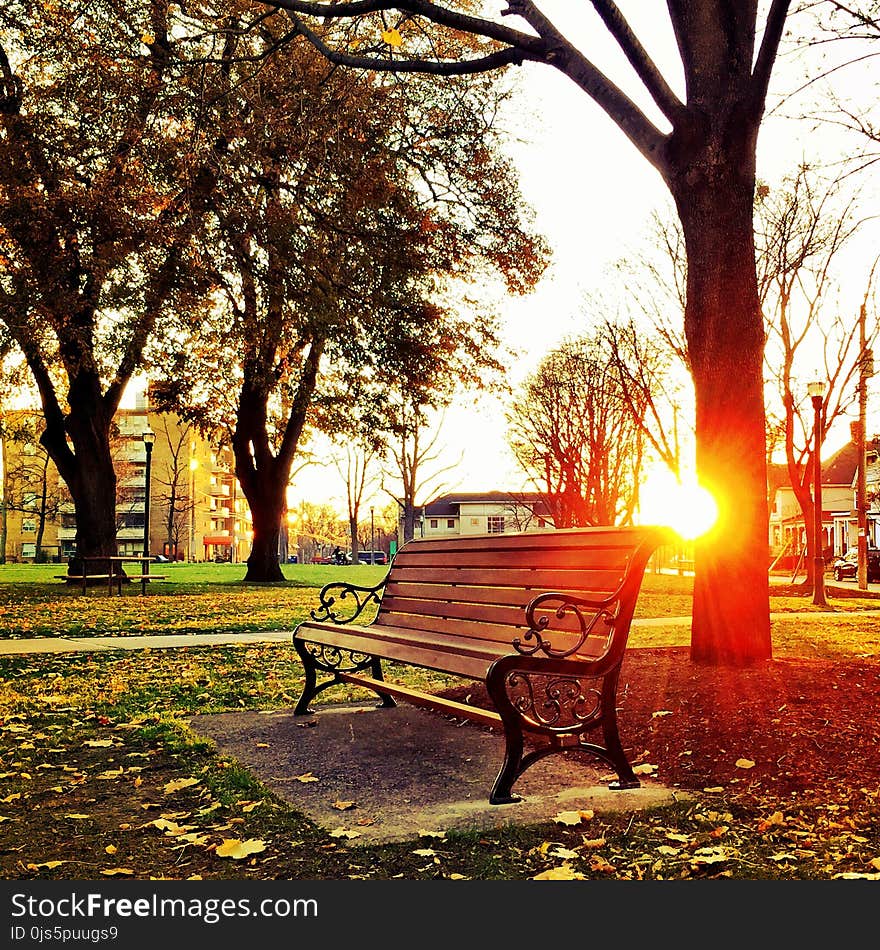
top-left (856, 292), bottom-right (873, 589)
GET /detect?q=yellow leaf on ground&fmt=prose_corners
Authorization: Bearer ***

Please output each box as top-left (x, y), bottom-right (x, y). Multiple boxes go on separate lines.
top-left (554, 810), bottom-right (593, 826)
top-left (652, 710), bottom-right (673, 718)
top-left (735, 758), bottom-right (755, 769)
top-left (100, 868), bottom-right (134, 876)
top-left (26, 861), bottom-right (64, 871)
top-left (532, 864), bottom-right (585, 880)
top-left (418, 829), bottom-right (446, 839)
top-left (1, 793), bottom-right (21, 803)
top-left (295, 772), bottom-right (319, 783)
top-left (328, 827), bottom-right (361, 839)
top-left (215, 838), bottom-right (266, 860)
top-left (633, 763), bottom-right (657, 775)
top-left (163, 777), bottom-right (200, 794)
top-left (105, 845), bottom-right (117, 855)
top-left (84, 739), bottom-right (114, 747)
top-left (332, 800), bottom-right (356, 811)
top-left (381, 28), bottom-right (403, 47)
top-left (64, 814), bottom-right (90, 820)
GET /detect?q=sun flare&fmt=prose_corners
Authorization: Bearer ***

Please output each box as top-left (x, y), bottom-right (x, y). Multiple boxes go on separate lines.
top-left (639, 471), bottom-right (719, 540)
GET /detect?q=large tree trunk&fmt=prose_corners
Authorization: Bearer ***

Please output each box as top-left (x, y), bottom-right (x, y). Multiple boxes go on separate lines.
top-left (244, 486), bottom-right (285, 582)
top-left (42, 402), bottom-right (120, 580)
top-left (670, 132), bottom-right (772, 665)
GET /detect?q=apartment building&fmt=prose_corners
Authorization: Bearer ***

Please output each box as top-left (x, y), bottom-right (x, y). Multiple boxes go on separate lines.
top-left (1, 396), bottom-right (249, 563)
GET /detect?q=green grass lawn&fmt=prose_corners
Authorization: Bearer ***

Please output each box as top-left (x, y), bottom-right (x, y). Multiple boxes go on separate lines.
top-left (0, 563), bottom-right (877, 640)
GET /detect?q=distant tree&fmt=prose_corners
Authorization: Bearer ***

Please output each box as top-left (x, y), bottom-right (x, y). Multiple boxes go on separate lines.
top-left (150, 417), bottom-right (198, 560)
top-left (382, 400), bottom-right (461, 542)
top-left (0, 416), bottom-right (66, 560)
top-left (507, 333), bottom-right (647, 528)
top-left (757, 168), bottom-right (877, 586)
top-left (334, 442), bottom-right (381, 560)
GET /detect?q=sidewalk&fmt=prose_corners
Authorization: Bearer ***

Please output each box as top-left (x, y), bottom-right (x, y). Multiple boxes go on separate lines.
top-left (3, 608), bottom-right (880, 654)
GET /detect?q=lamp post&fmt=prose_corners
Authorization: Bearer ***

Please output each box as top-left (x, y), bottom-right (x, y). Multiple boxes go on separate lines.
top-left (142, 428), bottom-right (156, 559)
top-left (188, 448), bottom-right (198, 562)
top-left (807, 380), bottom-right (827, 607)
top-left (370, 506), bottom-right (375, 564)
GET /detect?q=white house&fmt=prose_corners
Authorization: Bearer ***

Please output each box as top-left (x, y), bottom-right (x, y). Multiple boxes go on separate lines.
top-left (419, 492), bottom-right (554, 538)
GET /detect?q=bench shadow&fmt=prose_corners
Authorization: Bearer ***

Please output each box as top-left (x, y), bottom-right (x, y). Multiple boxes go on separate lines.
top-left (189, 702), bottom-right (682, 846)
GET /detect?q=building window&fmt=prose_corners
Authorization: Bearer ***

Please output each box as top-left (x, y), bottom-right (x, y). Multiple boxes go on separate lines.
top-left (21, 543), bottom-right (36, 559)
top-left (487, 516), bottom-right (505, 534)
top-left (430, 519), bottom-right (438, 528)
top-left (22, 519), bottom-right (36, 533)
top-left (447, 519), bottom-right (455, 528)
top-left (121, 513), bottom-right (145, 529)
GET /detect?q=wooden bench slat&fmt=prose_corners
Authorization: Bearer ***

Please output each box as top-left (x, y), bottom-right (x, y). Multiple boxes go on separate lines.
top-left (392, 547), bottom-right (632, 571)
top-left (336, 672), bottom-right (502, 728)
top-left (296, 623), bottom-right (499, 679)
top-left (399, 526), bottom-right (659, 553)
top-left (385, 565), bottom-right (626, 591)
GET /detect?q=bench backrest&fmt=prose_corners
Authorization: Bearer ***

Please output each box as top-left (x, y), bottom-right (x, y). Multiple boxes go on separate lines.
top-left (378, 526), bottom-right (673, 661)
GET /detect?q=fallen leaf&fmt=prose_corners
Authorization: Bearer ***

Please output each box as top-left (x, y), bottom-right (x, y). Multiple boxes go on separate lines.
top-left (633, 763), bottom-right (657, 775)
top-left (833, 872), bottom-right (880, 880)
top-left (163, 778), bottom-right (200, 794)
top-left (547, 846), bottom-right (579, 860)
top-left (64, 814), bottom-right (91, 820)
top-left (532, 864), bottom-right (585, 880)
top-left (84, 739), bottom-right (114, 748)
top-left (332, 800), bottom-right (356, 811)
top-left (703, 786), bottom-right (725, 793)
top-left (100, 868), bottom-right (134, 876)
top-left (255, 742), bottom-right (269, 748)
top-left (418, 829), bottom-right (446, 839)
top-left (295, 772), bottom-right (319, 783)
top-left (215, 839), bottom-right (266, 860)
top-left (105, 845), bottom-right (117, 855)
top-left (735, 758), bottom-right (755, 769)
top-left (652, 710), bottom-right (673, 718)
top-left (758, 811), bottom-right (786, 831)
top-left (1, 793), bottom-right (21, 804)
top-left (412, 848), bottom-right (437, 857)
top-left (554, 810), bottom-right (593, 826)
top-left (328, 827), bottom-right (361, 840)
top-left (26, 861), bottom-right (64, 871)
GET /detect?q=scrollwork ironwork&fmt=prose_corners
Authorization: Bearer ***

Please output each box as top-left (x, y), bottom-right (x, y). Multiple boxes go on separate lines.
top-left (514, 592), bottom-right (618, 658)
top-left (505, 669), bottom-right (602, 731)
top-left (301, 642), bottom-right (374, 674)
top-left (310, 579), bottom-right (387, 624)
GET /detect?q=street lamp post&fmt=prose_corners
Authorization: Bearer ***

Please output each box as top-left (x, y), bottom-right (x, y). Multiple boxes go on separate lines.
top-left (370, 507), bottom-right (375, 564)
top-left (808, 380), bottom-right (827, 607)
top-left (189, 448), bottom-right (198, 562)
top-left (142, 428), bottom-right (156, 559)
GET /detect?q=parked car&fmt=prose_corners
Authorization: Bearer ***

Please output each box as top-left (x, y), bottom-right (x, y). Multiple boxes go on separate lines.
top-left (357, 551), bottom-right (387, 565)
top-left (831, 548), bottom-right (880, 582)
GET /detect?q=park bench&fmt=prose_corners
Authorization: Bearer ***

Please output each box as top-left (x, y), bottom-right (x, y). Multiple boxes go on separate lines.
top-left (56, 556), bottom-right (167, 595)
top-left (292, 525), bottom-right (672, 804)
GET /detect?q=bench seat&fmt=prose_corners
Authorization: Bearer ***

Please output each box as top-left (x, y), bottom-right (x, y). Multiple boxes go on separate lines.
top-left (293, 525), bottom-right (673, 804)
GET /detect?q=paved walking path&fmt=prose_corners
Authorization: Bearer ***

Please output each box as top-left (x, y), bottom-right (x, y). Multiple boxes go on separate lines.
top-left (2, 609), bottom-right (879, 655)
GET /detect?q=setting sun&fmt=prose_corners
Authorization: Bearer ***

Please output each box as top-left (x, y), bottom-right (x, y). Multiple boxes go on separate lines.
top-left (639, 471), bottom-right (719, 540)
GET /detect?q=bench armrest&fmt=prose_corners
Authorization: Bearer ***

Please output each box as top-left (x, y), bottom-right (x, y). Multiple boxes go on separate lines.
top-left (310, 576), bottom-right (388, 624)
top-left (516, 591), bottom-right (619, 660)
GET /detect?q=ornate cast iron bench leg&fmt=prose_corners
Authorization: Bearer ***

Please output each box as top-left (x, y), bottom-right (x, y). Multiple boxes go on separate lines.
top-left (600, 669), bottom-right (640, 790)
top-left (293, 640), bottom-right (397, 714)
top-left (293, 639), bottom-right (319, 715)
top-left (370, 657), bottom-right (397, 709)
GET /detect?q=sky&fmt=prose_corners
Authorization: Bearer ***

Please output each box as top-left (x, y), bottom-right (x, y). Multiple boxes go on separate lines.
top-left (289, 2), bottom-right (880, 518)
